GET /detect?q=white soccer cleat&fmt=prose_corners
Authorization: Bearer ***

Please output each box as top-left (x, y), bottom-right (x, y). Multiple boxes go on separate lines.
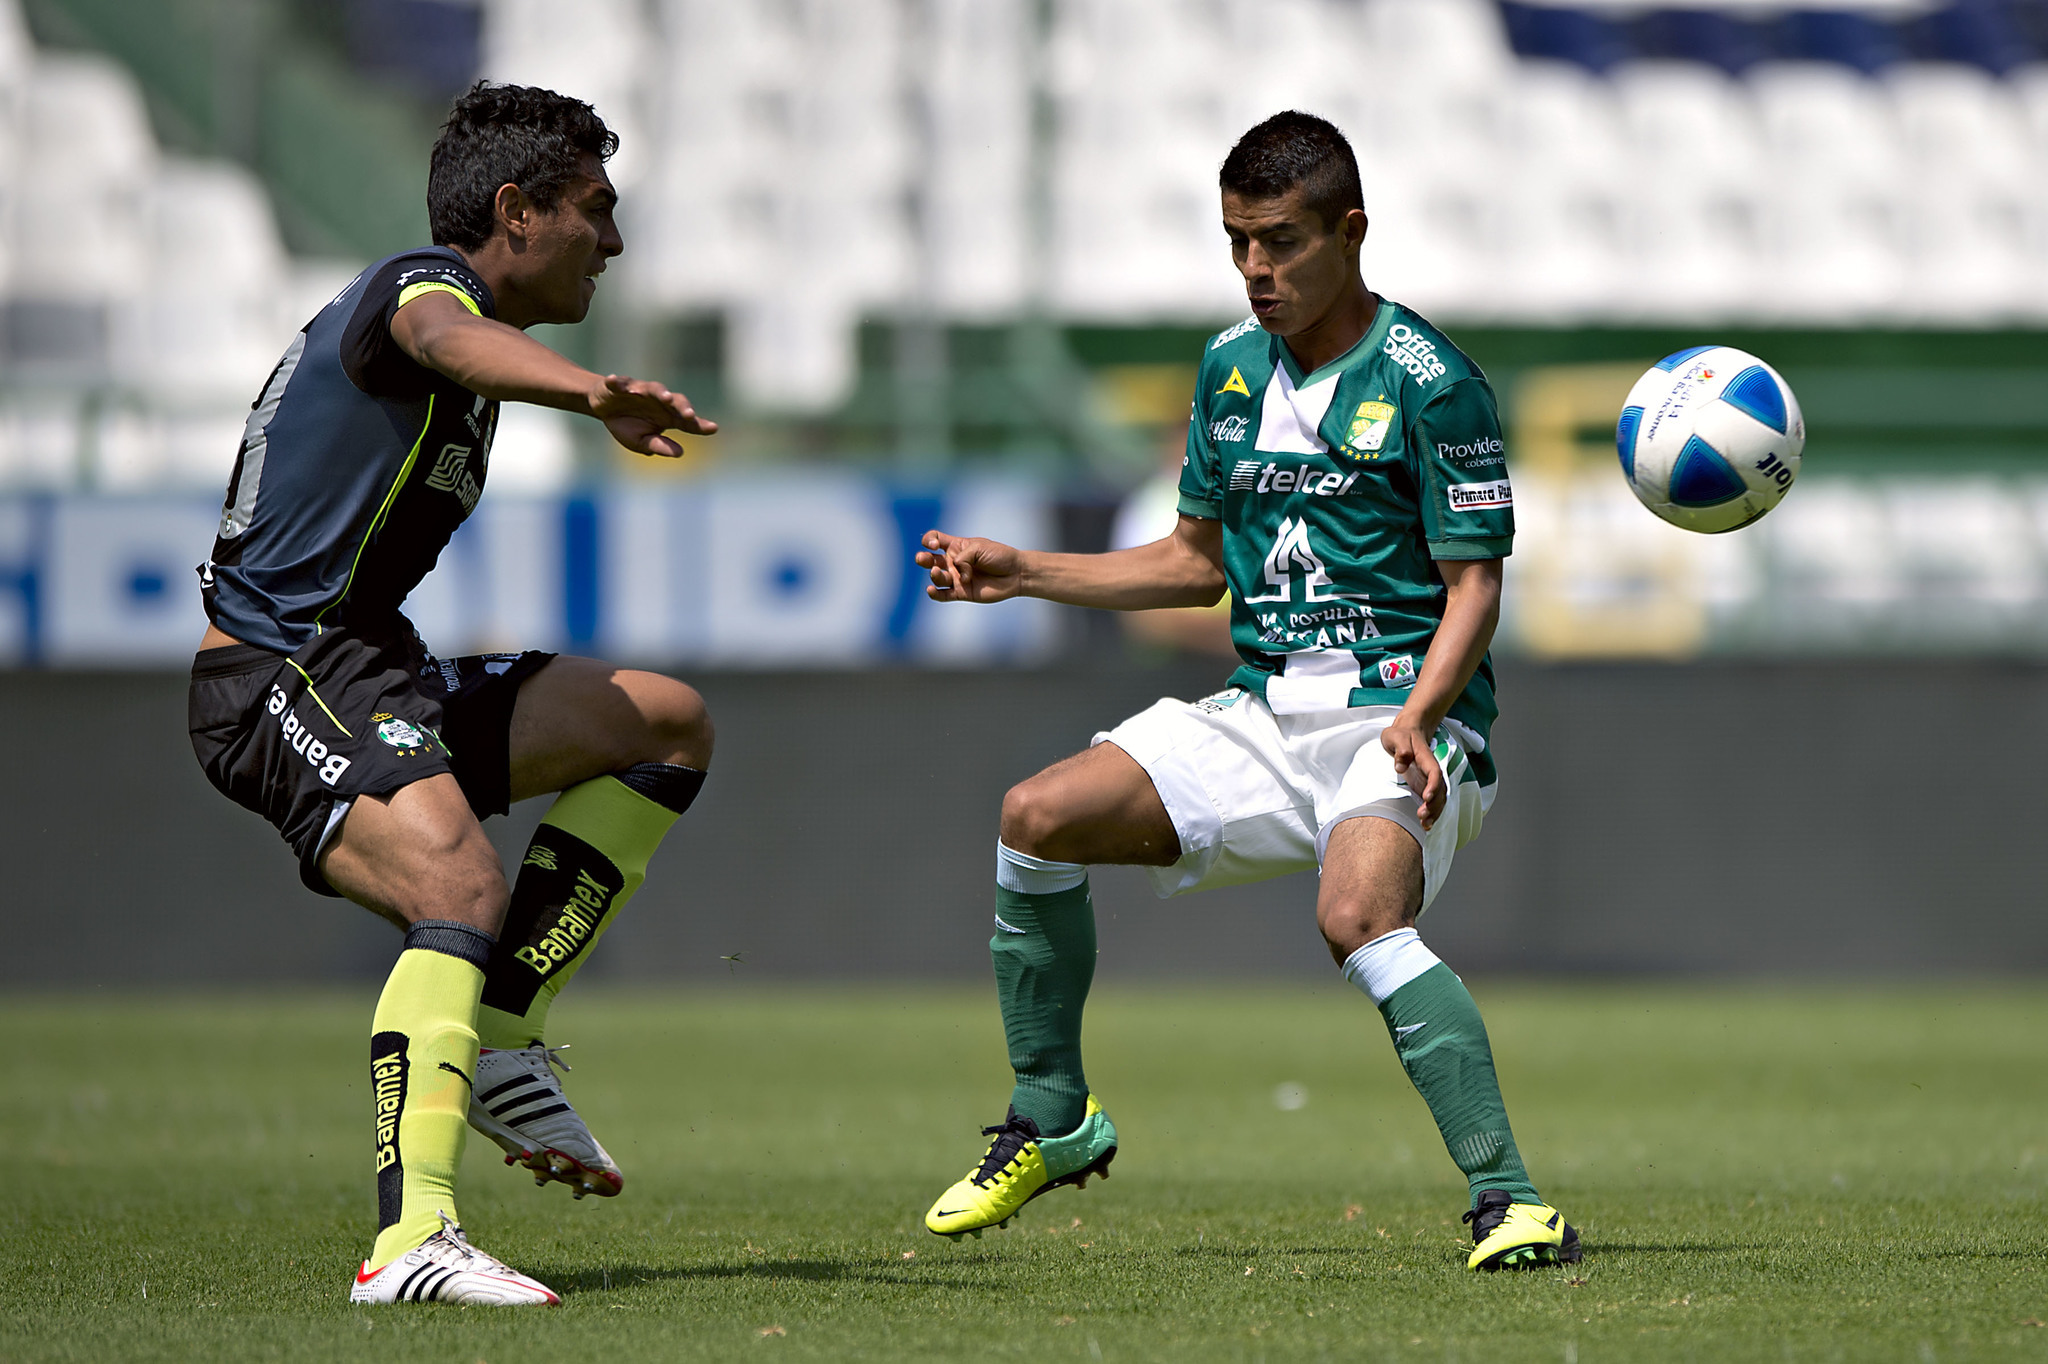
top-left (467, 1043), bottom-right (624, 1199)
top-left (349, 1212), bottom-right (559, 1306)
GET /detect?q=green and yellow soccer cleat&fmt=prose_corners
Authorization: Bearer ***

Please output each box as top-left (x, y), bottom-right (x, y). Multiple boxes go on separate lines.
top-left (1463, 1189), bottom-right (1583, 1271)
top-left (924, 1094), bottom-right (1118, 1240)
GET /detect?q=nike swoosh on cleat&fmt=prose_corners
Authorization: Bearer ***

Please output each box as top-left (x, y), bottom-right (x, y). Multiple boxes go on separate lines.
top-left (355, 1263), bottom-right (378, 1285)
top-left (934, 1209), bottom-right (970, 1218)
top-left (992, 915), bottom-right (1027, 935)
top-left (1394, 1023), bottom-right (1428, 1038)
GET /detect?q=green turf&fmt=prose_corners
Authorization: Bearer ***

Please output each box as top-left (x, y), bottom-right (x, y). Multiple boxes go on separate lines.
top-left (5, 982), bottom-right (2047, 1363)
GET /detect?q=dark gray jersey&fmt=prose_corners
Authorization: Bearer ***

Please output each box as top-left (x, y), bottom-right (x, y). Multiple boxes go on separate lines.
top-left (200, 247), bottom-right (501, 654)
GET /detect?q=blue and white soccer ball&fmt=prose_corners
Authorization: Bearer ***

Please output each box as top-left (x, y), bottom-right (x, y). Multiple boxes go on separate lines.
top-left (1616, 346), bottom-right (1804, 534)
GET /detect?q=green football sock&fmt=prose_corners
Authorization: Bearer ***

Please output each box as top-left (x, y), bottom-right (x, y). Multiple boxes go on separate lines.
top-left (476, 771), bottom-right (691, 1051)
top-left (366, 929), bottom-right (488, 1269)
top-left (1379, 962), bottom-right (1541, 1207)
top-left (992, 879), bottom-right (1096, 1137)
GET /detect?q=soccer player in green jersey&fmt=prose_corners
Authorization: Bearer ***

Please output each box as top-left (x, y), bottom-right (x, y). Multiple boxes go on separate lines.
top-left (914, 111), bottom-right (1580, 1271)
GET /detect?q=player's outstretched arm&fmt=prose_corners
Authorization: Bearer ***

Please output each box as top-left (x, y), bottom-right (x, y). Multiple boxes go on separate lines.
top-left (1381, 558), bottom-right (1504, 830)
top-left (918, 514), bottom-right (1225, 609)
top-left (391, 291), bottom-right (716, 457)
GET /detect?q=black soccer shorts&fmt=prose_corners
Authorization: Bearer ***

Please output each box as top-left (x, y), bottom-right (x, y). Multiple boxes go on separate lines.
top-left (188, 624), bottom-right (555, 897)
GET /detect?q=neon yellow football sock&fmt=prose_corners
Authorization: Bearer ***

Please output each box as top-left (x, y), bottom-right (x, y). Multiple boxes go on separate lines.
top-left (365, 936), bottom-right (486, 1270)
top-left (475, 773), bottom-right (689, 1050)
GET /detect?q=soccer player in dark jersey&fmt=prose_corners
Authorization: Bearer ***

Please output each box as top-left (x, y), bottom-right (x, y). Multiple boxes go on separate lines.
top-left (189, 84), bottom-right (715, 1305)
top-left (913, 113), bottom-right (1581, 1271)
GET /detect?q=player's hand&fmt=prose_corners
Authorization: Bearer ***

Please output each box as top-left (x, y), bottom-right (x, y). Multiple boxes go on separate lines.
top-left (591, 374), bottom-right (718, 458)
top-left (917, 530), bottom-right (1025, 603)
top-left (1381, 717), bottom-right (1447, 832)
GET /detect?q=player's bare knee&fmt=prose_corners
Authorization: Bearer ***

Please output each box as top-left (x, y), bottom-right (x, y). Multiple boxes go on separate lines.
top-left (403, 822), bottom-right (510, 931)
top-left (999, 779), bottom-right (1071, 858)
top-left (421, 856), bottom-right (510, 934)
top-left (633, 673), bottom-right (714, 768)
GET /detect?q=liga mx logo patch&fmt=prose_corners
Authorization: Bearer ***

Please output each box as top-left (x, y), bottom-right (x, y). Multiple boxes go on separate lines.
top-left (1378, 655), bottom-right (1417, 687)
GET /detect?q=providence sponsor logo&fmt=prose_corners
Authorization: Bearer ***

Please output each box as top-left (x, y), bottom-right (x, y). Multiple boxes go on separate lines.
top-left (1446, 479), bottom-right (1513, 510)
top-left (266, 684), bottom-right (352, 786)
top-left (515, 870), bottom-right (616, 975)
top-left (1437, 436), bottom-right (1505, 465)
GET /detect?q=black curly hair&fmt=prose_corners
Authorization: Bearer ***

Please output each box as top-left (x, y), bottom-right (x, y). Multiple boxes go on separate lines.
top-left (1218, 111), bottom-right (1363, 231)
top-left (428, 82), bottom-right (619, 251)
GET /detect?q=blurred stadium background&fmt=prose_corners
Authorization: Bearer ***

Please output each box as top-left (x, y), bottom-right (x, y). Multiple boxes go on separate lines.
top-left (4, 0), bottom-right (2047, 984)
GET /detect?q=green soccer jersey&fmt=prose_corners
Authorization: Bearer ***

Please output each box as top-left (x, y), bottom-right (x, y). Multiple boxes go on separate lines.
top-left (1178, 299), bottom-right (1512, 760)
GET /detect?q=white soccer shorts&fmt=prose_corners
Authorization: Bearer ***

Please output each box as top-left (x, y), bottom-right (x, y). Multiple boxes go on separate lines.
top-left (1094, 688), bottom-right (1495, 911)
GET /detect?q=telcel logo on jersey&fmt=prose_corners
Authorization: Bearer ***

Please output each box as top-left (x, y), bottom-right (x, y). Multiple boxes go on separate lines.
top-left (1229, 461), bottom-right (1366, 497)
top-left (1210, 414), bottom-right (1250, 443)
top-left (1446, 479), bottom-right (1513, 510)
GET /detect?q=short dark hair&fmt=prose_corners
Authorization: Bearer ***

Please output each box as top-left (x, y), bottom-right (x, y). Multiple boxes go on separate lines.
top-left (1218, 111), bottom-right (1363, 231)
top-left (428, 82), bottom-right (619, 251)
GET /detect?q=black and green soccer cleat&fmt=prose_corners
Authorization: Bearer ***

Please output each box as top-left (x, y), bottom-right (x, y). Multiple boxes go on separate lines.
top-left (1463, 1189), bottom-right (1583, 1271)
top-left (924, 1094), bottom-right (1118, 1240)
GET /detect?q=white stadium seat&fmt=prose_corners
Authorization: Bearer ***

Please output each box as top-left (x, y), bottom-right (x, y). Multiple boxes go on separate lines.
top-left (18, 54), bottom-right (155, 305)
top-left (1748, 61), bottom-right (1912, 320)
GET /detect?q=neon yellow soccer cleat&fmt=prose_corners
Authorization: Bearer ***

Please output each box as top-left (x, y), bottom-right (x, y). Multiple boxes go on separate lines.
top-left (1463, 1189), bottom-right (1583, 1271)
top-left (924, 1095), bottom-right (1118, 1240)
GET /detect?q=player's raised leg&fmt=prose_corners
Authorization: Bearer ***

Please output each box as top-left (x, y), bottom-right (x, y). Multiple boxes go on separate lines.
top-left (922, 743), bottom-right (1159, 1239)
top-left (322, 775), bottom-right (558, 1305)
top-left (466, 658), bottom-right (713, 1198)
top-left (1318, 814), bottom-right (1578, 1271)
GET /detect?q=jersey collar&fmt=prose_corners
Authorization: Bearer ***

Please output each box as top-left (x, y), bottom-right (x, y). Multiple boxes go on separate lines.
top-left (1274, 296), bottom-right (1399, 390)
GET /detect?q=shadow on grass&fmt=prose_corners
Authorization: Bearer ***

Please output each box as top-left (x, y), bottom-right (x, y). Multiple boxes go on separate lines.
top-left (1581, 1242), bottom-right (1765, 1255)
top-left (536, 1257), bottom-right (1007, 1297)
top-left (1908, 1248), bottom-right (2043, 1263)
top-left (1173, 1244), bottom-right (1458, 1260)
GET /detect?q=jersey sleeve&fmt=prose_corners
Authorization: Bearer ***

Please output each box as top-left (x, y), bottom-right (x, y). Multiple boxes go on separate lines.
top-left (340, 254), bottom-right (493, 399)
top-left (1177, 392), bottom-right (1223, 520)
top-left (1413, 376), bottom-right (1514, 560)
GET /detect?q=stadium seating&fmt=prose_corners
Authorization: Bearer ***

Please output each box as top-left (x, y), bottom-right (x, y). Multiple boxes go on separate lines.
top-left (1, 0), bottom-right (2044, 505)
top-left (457, 0), bottom-right (2048, 403)
top-left (0, 4), bottom-right (358, 488)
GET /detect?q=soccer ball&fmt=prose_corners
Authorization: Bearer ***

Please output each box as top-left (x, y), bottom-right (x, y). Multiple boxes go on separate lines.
top-left (1616, 346), bottom-right (1804, 534)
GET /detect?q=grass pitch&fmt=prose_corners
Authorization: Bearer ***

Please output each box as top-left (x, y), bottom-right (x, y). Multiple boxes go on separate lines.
top-left (5, 982), bottom-right (2047, 1363)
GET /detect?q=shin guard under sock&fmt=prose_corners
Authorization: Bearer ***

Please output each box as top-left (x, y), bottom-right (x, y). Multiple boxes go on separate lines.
top-left (1343, 932), bottom-right (1540, 1207)
top-left (475, 767), bottom-right (700, 1050)
top-left (992, 843), bottom-right (1096, 1137)
top-left (366, 920), bottom-right (491, 1269)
